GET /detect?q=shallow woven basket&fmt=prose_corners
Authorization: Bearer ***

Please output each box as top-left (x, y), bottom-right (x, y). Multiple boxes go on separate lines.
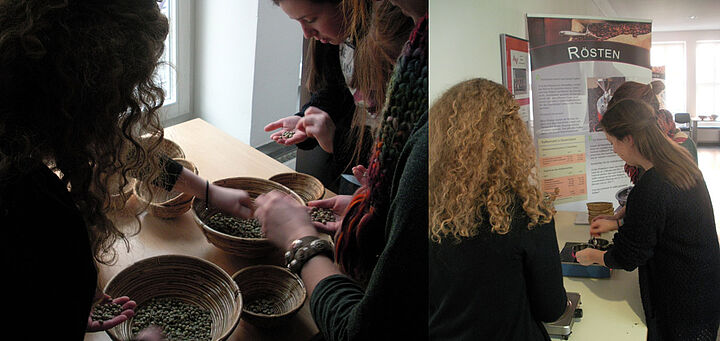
top-left (192, 177), bottom-right (304, 258)
top-left (232, 265), bottom-right (306, 329)
top-left (134, 158), bottom-right (199, 219)
top-left (103, 254), bottom-right (242, 341)
top-left (269, 172), bottom-right (325, 204)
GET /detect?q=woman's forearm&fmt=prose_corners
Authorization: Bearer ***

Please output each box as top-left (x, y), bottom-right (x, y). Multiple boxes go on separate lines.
top-left (172, 167), bottom-right (207, 199)
top-left (300, 255), bottom-right (342, 297)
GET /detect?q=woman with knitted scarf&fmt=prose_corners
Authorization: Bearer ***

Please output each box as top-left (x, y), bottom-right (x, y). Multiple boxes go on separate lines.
top-left (254, 1), bottom-right (428, 339)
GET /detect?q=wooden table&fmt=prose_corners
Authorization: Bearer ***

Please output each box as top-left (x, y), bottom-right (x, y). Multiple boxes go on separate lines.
top-left (84, 118), bottom-right (320, 341)
top-left (552, 211), bottom-right (646, 340)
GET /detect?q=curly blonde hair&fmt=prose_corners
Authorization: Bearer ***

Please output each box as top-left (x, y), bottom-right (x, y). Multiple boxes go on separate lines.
top-left (429, 78), bottom-right (553, 242)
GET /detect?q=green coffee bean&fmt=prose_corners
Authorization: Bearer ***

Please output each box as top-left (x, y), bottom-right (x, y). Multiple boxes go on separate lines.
top-left (207, 213), bottom-right (264, 238)
top-left (246, 297), bottom-right (279, 315)
top-left (91, 302), bottom-right (123, 322)
top-left (309, 207), bottom-right (335, 224)
top-left (131, 297), bottom-right (212, 341)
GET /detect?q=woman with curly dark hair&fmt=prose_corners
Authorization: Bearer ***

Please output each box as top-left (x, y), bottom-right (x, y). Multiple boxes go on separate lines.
top-left (0, 0), bottom-right (251, 338)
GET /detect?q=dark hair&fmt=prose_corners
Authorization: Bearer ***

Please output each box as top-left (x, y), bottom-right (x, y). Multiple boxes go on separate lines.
top-left (0, 0), bottom-right (169, 264)
top-left (607, 80), bottom-right (663, 112)
top-left (600, 99), bottom-right (702, 190)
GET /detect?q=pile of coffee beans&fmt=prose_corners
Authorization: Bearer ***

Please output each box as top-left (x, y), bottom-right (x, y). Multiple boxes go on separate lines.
top-left (281, 131), bottom-right (295, 139)
top-left (245, 297), bottom-right (279, 315)
top-left (309, 207), bottom-right (335, 224)
top-left (131, 297), bottom-right (212, 341)
top-left (91, 302), bottom-right (123, 322)
top-left (207, 212), bottom-right (264, 238)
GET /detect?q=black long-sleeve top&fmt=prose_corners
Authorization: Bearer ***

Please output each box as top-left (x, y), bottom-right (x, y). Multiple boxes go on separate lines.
top-left (429, 206), bottom-right (568, 341)
top-left (604, 168), bottom-right (720, 340)
top-left (2, 159), bottom-right (97, 339)
top-left (0, 157), bottom-right (183, 339)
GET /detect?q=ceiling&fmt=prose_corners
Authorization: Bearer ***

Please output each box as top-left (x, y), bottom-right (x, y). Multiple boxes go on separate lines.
top-left (597, 0), bottom-right (720, 32)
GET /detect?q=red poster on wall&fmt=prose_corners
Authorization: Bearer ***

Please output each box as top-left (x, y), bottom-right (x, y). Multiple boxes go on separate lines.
top-left (500, 34), bottom-right (530, 122)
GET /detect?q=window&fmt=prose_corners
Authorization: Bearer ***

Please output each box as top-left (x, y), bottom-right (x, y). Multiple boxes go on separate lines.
top-left (696, 41), bottom-right (720, 116)
top-left (651, 42), bottom-right (687, 114)
top-left (156, 0), bottom-right (176, 105)
top-left (155, 0), bottom-right (192, 124)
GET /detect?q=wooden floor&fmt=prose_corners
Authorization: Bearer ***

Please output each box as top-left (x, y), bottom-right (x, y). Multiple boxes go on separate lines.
top-left (697, 146), bottom-right (720, 235)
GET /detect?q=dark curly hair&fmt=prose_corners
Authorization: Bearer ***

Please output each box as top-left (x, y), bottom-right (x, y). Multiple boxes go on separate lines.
top-left (0, 0), bottom-right (169, 264)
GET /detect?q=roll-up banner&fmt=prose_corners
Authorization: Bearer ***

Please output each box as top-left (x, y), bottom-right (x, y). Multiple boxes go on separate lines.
top-left (526, 15), bottom-right (652, 212)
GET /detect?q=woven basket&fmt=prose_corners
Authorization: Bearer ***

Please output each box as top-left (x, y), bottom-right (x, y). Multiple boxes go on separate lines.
top-left (269, 172), bottom-right (325, 204)
top-left (134, 158), bottom-right (198, 219)
top-left (232, 265), bottom-right (306, 329)
top-left (106, 173), bottom-right (136, 211)
top-left (122, 136), bottom-right (185, 164)
top-left (192, 177), bottom-right (304, 258)
top-left (103, 254), bottom-right (242, 341)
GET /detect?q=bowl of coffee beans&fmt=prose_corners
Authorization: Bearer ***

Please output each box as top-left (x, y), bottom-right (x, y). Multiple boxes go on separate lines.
top-left (192, 177), bottom-right (304, 258)
top-left (134, 158), bottom-right (199, 219)
top-left (269, 172), bottom-right (325, 204)
top-left (103, 254), bottom-right (242, 341)
top-left (232, 265), bottom-right (306, 328)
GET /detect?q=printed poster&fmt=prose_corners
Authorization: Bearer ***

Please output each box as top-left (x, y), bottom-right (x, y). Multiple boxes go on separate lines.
top-left (527, 15), bottom-right (652, 211)
top-left (501, 34), bottom-right (531, 122)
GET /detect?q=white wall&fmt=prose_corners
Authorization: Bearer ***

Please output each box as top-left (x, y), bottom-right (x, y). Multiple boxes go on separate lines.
top-left (250, 1), bottom-right (303, 147)
top-left (652, 30), bottom-right (720, 117)
top-left (194, 0), bottom-right (302, 147)
top-left (429, 0), bottom-right (605, 103)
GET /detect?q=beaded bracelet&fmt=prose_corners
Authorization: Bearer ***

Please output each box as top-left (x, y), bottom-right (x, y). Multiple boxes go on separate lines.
top-left (284, 236), bottom-right (334, 275)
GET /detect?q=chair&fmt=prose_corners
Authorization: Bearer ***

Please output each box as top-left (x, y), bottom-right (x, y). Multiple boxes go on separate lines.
top-left (675, 113), bottom-right (691, 131)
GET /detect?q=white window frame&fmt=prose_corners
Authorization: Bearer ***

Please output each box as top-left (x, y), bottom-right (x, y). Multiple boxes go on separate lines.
top-left (651, 41), bottom-right (687, 114)
top-left (696, 40), bottom-right (720, 116)
top-left (158, 0), bottom-right (193, 124)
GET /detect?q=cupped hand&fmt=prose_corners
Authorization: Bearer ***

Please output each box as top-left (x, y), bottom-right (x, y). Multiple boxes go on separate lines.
top-left (589, 218), bottom-right (618, 237)
top-left (254, 191), bottom-right (318, 249)
top-left (265, 115), bottom-right (309, 145)
top-left (86, 295), bottom-right (136, 332)
top-left (307, 195), bottom-right (352, 235)
top-left (209, 184), bottom-right (254, 219)
top-left (295, 106), bottom-right (335, 153)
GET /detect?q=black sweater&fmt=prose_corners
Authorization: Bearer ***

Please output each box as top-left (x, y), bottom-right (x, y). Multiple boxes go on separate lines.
top-left (1, 160), bottom-right (97, 339)
top-left (604, 168), bottom-right (720, 340)
top-left (0, 157), bottom-right (182, 339)
top-left (429, 209), bottom-right (567, 341)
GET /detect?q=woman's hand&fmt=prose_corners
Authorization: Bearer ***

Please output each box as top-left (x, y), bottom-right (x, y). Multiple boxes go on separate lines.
top-left (574, 248), bottom-right (606, 266)
top-left (295, 106), bottom-right (335, 153)
top-left (307, 195), bottom-right (352, 235)
top-left (592, 205), bottom-right (626, 223)
top-left (352, 165), bottom-right (369, 187)
top-left (135, 326), bottom-right (166, 341)
top-left (589, 218), bottom-right (619, 237)
top-left (86, 295), bottom-right (136, 332)
top-left (255, 191), bottom-right (318, 249)
top-left (209, 184), bottom-right (254, 219)
top-left (264, 115), bottom-right (309, 145)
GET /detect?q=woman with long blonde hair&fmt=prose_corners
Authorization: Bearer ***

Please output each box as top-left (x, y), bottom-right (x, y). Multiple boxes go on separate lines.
top-left (575, 98), bottom-right (720, 340)
top-left (429, 78), bottom-right (567, 341)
